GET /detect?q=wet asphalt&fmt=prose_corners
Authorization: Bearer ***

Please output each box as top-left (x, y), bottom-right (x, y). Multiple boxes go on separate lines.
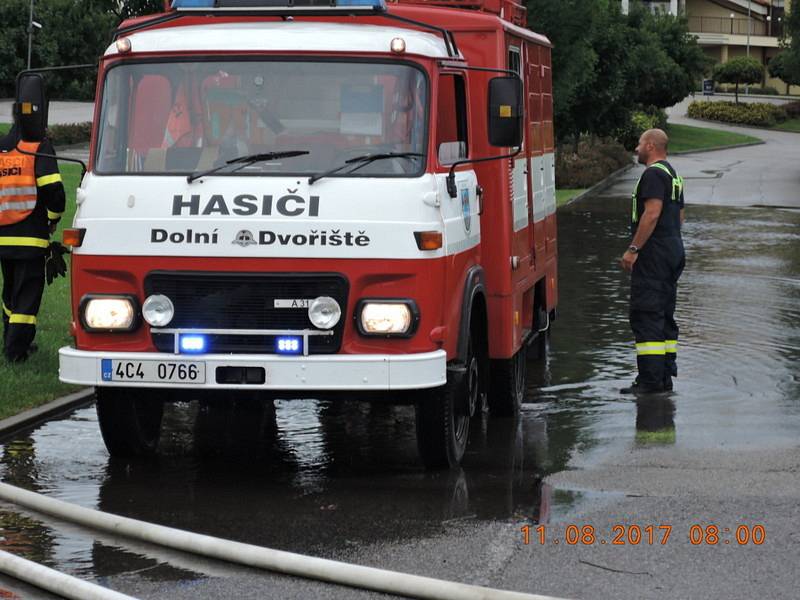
top-left (0, 198), bottom-right (798, 599)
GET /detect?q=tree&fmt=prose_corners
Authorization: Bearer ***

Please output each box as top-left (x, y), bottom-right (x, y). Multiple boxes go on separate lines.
top-left (768, 52), bottom-right (800, 93)
top-left (770, 6), bottom-right (800, 91)
top-left (0, 0), bottom-right (166, 100)
top-left (526, 0), bottom-right (709, 146)
top-left (114, 0), bottom-right (166, 20)
top-left (526, 0), bottom-right (602, 145)
top-left (713, 56), bottom-right (764, 104)
top-left (627, 2), bottom-right (710, 108)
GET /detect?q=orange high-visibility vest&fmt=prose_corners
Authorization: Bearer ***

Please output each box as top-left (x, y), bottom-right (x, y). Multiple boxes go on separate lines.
top-left (0, 141), bottom-right (40, 226)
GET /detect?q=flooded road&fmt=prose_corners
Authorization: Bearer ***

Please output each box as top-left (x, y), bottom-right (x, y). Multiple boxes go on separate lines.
top-left (0, 198), bottom-right (798, 599)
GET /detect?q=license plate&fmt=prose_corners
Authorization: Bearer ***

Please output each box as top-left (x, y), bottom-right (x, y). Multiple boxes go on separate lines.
top-left (274, 299), bottom-right (311, 308)
top-left (101, 359), bottom-right (206, 384)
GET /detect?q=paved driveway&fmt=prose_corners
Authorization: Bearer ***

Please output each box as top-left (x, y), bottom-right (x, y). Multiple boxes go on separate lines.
top-left (0, 100), bottom-right (94, 125)
top-left (602, 100), bottom-right (800, 209)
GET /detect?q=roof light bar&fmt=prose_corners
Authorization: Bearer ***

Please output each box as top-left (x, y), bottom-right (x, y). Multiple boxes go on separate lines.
top-left (171, 0), bottom-right (387, 13)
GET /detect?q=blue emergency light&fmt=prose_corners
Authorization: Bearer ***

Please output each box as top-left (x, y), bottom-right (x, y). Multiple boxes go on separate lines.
top-left (180, 334), bottom-right (208, 353)
top-left (172, 0), bottom-right (386, 11)
top-left (276, 336), bottom-right (303, 355)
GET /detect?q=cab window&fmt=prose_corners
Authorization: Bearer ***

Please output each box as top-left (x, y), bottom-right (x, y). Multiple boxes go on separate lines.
top-left (436, 74), bottom-right (468, 165)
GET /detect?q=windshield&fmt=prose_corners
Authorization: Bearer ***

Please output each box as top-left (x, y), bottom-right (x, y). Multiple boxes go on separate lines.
top-left (95, 59), bottom-right (428, 177)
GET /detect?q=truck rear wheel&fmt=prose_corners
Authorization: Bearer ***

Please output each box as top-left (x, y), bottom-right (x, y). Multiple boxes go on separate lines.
top-left (415, 335), bottom-right (480, 469)
top-left (96, 388), bottom-right (164, 457)
top-left (487, 344), bottom-right (527, 416)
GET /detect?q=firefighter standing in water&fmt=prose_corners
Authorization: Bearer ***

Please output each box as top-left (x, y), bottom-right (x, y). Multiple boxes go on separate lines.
top-left (620, 128), bottom-right (685, 394)
top-left (0, 117), bottom-right (65, 363)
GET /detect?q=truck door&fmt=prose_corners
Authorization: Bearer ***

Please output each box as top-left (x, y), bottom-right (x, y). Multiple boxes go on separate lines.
top-left (435, 72), bottom-right (479, 261)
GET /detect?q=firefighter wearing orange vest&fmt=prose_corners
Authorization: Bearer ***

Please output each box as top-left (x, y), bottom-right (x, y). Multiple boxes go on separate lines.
top-left (0, 125), bottom-right (65, 362)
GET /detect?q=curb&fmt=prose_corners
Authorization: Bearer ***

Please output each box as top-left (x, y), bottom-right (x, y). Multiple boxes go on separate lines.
top-left (671, 139), bottom-right (766, 155)
top-left (0, 388), bottom-right (94, 441)
top-left (561, 162), bottom-right (635, 208)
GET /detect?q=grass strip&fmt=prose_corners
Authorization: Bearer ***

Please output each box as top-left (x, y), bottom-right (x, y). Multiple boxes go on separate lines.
top-left (771, 118), bottom-right (800, 133)
top-left (666, 123), bottom-right (761, 153)
top-left (0, 163), bottom-right (82, 418)
top-left (556, 189), bottom-right (587, 207)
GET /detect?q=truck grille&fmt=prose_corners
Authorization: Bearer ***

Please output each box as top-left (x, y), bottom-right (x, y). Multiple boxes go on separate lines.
top-left (144, 271), bottom-right (348, 354)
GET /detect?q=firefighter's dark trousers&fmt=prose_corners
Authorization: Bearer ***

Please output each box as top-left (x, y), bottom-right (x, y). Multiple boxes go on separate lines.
top-left (629, 237), bottom-right (685, 387)
top-left (1, 256), bottom-right (45, 362)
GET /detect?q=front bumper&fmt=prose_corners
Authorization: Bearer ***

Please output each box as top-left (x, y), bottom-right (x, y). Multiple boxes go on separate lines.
top-left (58, 347), bottom-right (447, 391)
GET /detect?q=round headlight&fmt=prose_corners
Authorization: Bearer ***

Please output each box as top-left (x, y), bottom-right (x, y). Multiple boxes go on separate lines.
top-left (308, 296), bottom-right (341, 330)
top-left (142, 294), bottom-right (174, 327)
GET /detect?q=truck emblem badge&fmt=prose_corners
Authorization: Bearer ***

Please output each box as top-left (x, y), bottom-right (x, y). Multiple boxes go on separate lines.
top-left (461, 188), bottom-right (471, 233)
top-left (232, 230), bottom-right (257, 247)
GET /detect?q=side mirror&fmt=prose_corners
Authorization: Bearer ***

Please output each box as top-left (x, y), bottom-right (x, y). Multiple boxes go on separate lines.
top-left (487, 76), bottom-right (522, 148)
top-left (14, 73), bottom-right (49, 142)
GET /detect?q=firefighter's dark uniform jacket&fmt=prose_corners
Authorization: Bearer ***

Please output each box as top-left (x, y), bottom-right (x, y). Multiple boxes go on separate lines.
top-left (629, 160), bottom-right (685, 387)
top-left (0, 132), bottom-right (65, 360)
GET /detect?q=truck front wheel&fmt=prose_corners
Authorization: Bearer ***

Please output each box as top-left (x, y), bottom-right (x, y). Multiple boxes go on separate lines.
top-left (487, 344), bottom-right (527, 416)
top-left (415, 335), bottom-right (481, 469)
top-left (96, 388), bottom-right (164, 457)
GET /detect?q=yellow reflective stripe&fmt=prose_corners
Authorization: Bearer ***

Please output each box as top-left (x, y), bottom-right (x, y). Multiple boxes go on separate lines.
top-left (0, 237), bottom-right (49, 248)
top-left (36, 173), bottom-right (62, 187)
top-left (47, 210), bottom-right (63, 220)
top-left (2, 304), bottom-right (11, 318)
top-left (636, 342), bottom-right (666, 356)
top-left (665, 340), bottom-right (678, 353)
top-left (9, 314), bottom-right (36, 325)
top-left (649, 163), bottom-right (681, 202)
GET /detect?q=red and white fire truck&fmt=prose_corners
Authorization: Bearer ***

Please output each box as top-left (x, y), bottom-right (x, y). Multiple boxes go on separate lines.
top-left (57, 0), bottom-right (557, 468)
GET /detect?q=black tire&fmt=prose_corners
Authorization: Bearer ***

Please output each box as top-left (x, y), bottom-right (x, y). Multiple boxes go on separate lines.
top-left (415, 334), bottom-right (481, 469)
top-left (95, 387), bottom-right (164, 457)
top-left (487, 344), bottom-right (527, 417)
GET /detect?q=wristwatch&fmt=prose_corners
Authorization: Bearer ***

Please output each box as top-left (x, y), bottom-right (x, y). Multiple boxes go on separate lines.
top-left (627, 245), bottom-right (640, 254)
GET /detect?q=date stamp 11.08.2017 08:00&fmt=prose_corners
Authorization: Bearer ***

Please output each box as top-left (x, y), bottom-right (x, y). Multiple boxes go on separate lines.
top-left (522, 524), bottom-right (766, 547)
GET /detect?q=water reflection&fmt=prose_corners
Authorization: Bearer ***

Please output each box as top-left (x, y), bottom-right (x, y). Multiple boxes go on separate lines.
top-left (0, 199), bottom-right (797, 584)
top-left (635, 397), bottom-right (676, 446)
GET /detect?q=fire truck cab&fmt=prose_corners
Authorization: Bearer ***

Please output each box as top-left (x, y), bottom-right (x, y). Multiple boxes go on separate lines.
top-left (58, 0), bottom-right (557, 468)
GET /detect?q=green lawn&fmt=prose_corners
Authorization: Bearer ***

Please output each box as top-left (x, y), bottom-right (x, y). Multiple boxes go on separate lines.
top-left (772, 118), bottom-right (800, 133)
top-left (0, 163), bottom-right (82, 419)
top-left (666, 123), bottom-right (761, 153)
top-left (556, 189), bottom-right (586, 206)
top-left (0, 123), bottom-right (9, 136)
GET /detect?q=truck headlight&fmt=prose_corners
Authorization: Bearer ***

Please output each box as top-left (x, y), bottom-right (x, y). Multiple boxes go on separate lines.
top-left (308, 296), bottom-right (341, 330)
top-left (357, 300), bottom-right (418, 336)
top-left (81, 295), bottom-right (137, 332)
top-left (142, 294), bottom-right (174, 327)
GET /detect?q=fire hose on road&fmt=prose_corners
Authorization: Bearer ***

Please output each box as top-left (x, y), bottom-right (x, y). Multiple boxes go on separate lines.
top-left (0, 481), bottom-right (568, 600)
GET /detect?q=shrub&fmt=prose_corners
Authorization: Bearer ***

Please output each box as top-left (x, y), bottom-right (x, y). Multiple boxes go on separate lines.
top-left (46, 122), bottom-right (92, 147)
top-left (687, 101), bottom-right (787, 127)
top-left (616, 107), bottom-right (669, 150)
top-left (555, 138), bottom-right (631, 189)
top-left (783, 101), bottom-right (800, 118)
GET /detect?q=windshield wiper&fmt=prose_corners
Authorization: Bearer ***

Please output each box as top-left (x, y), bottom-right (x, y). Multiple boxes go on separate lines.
top-left (308, 152), bottom-right (423, 185)
top-left (187, 150), bottom-right (309, 183)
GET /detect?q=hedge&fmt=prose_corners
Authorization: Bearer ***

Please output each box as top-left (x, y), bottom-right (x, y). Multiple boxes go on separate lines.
top-left (556, 139), bottom-right (631, 189)
top-left (687, 101), bottom-right (787, 127)
top-left (47, 122), bottom-right (92, 147)
top-left (783, 101), bottom-right (800, 119)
